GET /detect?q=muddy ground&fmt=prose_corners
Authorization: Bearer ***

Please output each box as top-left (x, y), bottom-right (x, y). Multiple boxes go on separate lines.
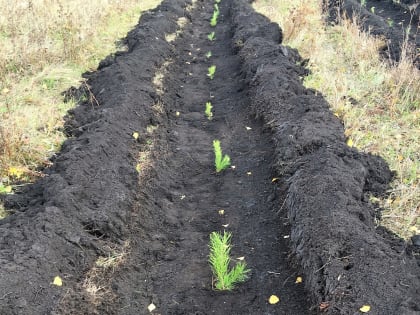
top-left (327, 0), bottom-right (420, 67)
top-left (0, 0), bottom-right (419, 314)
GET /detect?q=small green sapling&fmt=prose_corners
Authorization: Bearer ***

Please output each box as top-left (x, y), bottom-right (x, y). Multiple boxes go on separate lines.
top-left (213, 139), bottom-right (230, 172)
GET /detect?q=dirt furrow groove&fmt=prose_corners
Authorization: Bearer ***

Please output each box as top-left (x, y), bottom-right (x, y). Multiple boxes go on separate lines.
top-left (101, 0), bottom-right (311, 314)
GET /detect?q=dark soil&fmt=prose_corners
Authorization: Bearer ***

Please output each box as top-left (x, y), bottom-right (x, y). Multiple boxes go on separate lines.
top-left (0, 0), bottom-right (419, 314)
top-left (326, 0), bottom-right (420, 67)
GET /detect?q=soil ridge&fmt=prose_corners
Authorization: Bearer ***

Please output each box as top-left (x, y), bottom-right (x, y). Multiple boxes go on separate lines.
top-left (232, 0), bottom-right (420, 313)
top-left (0, 1), bottom-right (191, 314)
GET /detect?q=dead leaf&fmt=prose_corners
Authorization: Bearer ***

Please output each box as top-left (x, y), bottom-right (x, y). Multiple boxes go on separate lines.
top-left (359, 305), bottom-right (371, 313)
top-left (132, 132), bottom-right (139, 140)
top-left (246, 172), bottom-right (252, 176)
top-left (271, 178), bottom-right (279, 182)
top-left (319, 302), bottom-right (329, 311)
top-left (237, 256), bottom-right (245, 261)
top-left (52, 276), bottom-right (63, 286)
top-left (346, 138), bottom-right (353, 147)
top-left (148, 303), bottom-right (156, 312)
top-left (268, 295), bottom-right (279, 304)
top-left (176, 111), bottom-right (180, 116)
top-left (295, 276), bottom-right (302, 283)
top-left (245, 126), bottom-right (252, 130)
top-left (218, 209), bottom-right (225, 215)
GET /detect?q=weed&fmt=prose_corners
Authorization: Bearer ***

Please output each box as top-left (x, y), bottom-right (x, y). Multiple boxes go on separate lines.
top-left (361, 0), bottom-right (366, 7)
top-left (213, 140), bottom-right (230, 172)
top-left (206, 51), bottom-right (212, 58)
top-left (207, 65), bottom-right (216, 79)
top-left (387, 18), bottom-right (394, 27)
top-left (209, 231), bottom-right (250, 290)
top-left (208, 32), bottom-right (216, 41)
top-left (205, 101), bottom-right (213, 120)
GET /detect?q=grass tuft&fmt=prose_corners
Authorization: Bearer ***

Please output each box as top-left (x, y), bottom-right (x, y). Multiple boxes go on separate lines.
top-left (209, 231), bottom-right (250, 290)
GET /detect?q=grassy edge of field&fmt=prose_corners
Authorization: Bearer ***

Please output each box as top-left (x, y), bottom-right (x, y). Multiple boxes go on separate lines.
top-left (0, 0), bottom-right (163, 219)
top-left (253, 0), bottom-right (419, 239)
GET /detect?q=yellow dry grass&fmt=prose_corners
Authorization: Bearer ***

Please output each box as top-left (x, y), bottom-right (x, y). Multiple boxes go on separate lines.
top-left (254, 0), bottom-right (420, 239)
top-left (0, 0), bottom-right (162, 215)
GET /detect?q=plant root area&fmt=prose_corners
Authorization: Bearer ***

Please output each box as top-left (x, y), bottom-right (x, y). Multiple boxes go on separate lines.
top-left (0, 0), bottom-right (419, 314)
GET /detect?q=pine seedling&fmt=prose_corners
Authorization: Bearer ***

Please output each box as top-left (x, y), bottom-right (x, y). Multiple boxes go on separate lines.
top-left (206, 51), bottom-right (212, 58)
top-left (213, 139), bottom-right (230, 172)
top-left (209, 231), bottom-right (250, 290)
top-left (207, 65), bottom-right (216, 79)
top-left (210, 12), bottom-right (218, 27)
top-left (210, 5), bottom-right (219, 27)
top-left (205, 101), bottom-right (213, 120)
top-left (208, 32), bottom-right (216, 41)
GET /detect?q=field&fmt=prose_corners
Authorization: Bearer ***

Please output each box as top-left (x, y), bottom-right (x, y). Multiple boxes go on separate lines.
top-left (0, 0), bottom-right (419, 314)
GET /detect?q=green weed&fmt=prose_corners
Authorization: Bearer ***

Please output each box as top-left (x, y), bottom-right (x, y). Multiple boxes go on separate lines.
top-left (207, 65), bottom-right (216, 79)
top-left (206, 51), bottom-right (212, 58)
top-left (213, 139), bottom-right (230, 172)
top-left (209, 231), bottom-right (250, 290)
top-left (205, 101), bottom-right (213, 120)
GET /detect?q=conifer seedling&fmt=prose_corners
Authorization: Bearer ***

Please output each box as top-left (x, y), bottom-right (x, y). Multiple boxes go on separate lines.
top-left (209, 231), bottom-right (250, 290)
top-left (205, 101), bottom-right (213, 120)
top-left (207, 32), bottom-right (216, 41)
top-left (207, 65), bottom-right (216, 79)
top-left (213, 139), bottom-right (230, 172)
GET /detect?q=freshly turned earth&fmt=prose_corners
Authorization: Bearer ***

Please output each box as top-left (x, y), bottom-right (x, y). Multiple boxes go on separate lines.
top-left (0, 0), bottom-right (419, 314)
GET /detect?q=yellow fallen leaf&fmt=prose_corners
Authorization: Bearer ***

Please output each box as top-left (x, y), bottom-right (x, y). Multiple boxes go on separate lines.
top-left (334, 112), bottom-right (340, 118)
top-left (8, 167), bottom-right (25, 179)
top-left (52, 276), bottom-right (63, 286)
top-left (135, 164), bottom-right (141, 173)
top-left (218, 209), bottom-right (225, 215)
top-left (347, 138), bottom-right (353, 147)
top-left (246, 172), bottom-right (252, 176)
top-left (176, 111), bottom-right (180, 116)
top-left (397, 155), bottom-right (404, 162)
top-left (295, 276), bottom-right (303, 283)
top-left (359, 305), bottom-right (371, 313)
top-left (271, 178), bottom-right (279, 182)
top-left (268, 295), bottom-right (279, 304)
top-left (132, 132), bottom-right (139, 140)
top-left (148, 303), bottom-right (156, 312)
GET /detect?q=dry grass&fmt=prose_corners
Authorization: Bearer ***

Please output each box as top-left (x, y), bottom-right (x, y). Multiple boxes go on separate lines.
top-left (83, 241), bottom-right (130, 306)
top-left (0, 0), bottom-right (162, 210)
top-left (254, 0), bottom-right (420, 239)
